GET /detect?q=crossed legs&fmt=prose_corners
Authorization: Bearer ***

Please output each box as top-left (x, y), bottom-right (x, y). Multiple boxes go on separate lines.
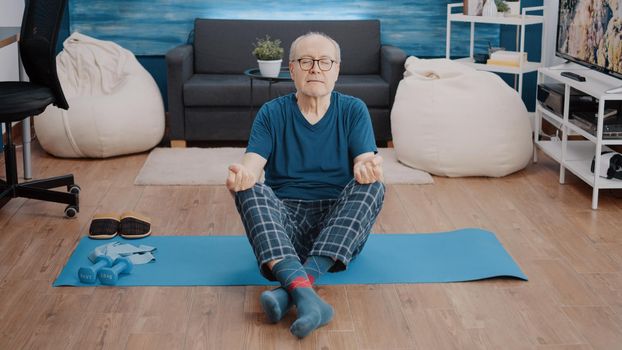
top-left (235, 180), bottom-right (385, 337)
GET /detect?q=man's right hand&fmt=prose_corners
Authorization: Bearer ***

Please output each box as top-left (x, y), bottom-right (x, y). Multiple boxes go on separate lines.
top-left (226, 163), bottom-right (257, 192)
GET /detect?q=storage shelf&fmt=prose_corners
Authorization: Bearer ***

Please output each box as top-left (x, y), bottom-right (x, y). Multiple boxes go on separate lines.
top-left (535, 65), bottom-right (622, 208)
top-left (566, 121), bottom-right (598, 142)
top-left (454, 57), bottom-right (540, 74)
top-left (539, 66), bottom-right (622, 100)
top-left (537, 139), bottom-right (563, 163)
top-left (600, 138), bottom-right (622, 146)
top-left (536, 140), bottom-right (621, 189)
top-left (536, 103), bottom-right (563, 127)
top-left (448, 13), bottom-right (543, 25)
top-left (537, 104), bottom-right (581, 137)
top-left (446, 3), bottom-right (544, 96)
top-left (536, 102), bottom-right (622, 145)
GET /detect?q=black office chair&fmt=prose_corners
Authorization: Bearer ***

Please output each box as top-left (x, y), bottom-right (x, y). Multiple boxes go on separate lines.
top-left (0, 0), bottom-right (79, 217)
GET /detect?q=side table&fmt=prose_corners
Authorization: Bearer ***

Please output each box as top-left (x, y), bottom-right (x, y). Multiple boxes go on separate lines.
top-left (244, 67), bottom-right (292, 116)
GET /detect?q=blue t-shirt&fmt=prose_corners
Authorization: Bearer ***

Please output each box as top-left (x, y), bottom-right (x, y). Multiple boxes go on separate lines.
top-left (247, 91), bottom-right (377, 200)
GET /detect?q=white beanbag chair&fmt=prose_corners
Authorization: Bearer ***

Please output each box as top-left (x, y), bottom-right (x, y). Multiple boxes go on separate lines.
top-left (391, 57), bottom-right (532, 177)
top-left (35, 32), bottom-right (165, 158)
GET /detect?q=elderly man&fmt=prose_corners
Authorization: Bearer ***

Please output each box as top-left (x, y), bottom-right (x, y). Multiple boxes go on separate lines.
top-left (226, 32), bottom-right (385, 338)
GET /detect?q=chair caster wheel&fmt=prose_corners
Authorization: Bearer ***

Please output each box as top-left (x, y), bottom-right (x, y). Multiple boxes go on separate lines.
top-left (68, 184), bottom-right (81, 194)
top-left (64, 205), bottom-right (78, 218)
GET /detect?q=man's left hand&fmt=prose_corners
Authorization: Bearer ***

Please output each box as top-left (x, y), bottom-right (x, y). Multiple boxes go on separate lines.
top-left (353, 155), bottom-right (384, 184)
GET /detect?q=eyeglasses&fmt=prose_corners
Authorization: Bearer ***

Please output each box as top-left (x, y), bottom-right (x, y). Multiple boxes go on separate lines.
top-left (295, 58), bottom-right (336, 71)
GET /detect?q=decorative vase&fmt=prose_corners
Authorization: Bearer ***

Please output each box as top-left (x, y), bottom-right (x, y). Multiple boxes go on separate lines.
top-left (463, 0), bottom-right (483, 15)
top-left (257, 59), bottom-right (282, 78)
top-left (482, 0), bottom-right (498, 17)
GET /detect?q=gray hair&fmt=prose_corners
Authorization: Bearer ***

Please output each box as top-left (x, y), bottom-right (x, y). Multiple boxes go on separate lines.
top-left (289, 32), bottom-right (341, 63)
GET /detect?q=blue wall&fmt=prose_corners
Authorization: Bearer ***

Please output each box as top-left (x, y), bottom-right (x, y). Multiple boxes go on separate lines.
top-left (60, 1), bottom-right (542, 112)
top-left (69, 0), bottom-right (499, 57)
top-left (499, 0), bottom-right (543, 111)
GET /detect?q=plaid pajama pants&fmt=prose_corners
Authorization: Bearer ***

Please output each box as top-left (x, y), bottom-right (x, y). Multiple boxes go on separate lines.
top-left (234, 179), bottom-right (385, 280)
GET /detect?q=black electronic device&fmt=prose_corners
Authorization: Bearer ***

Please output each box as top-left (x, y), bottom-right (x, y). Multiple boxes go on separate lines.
top-left (473, 53), bottom-right (489, 64)
top-left (537, 83), bottom-right (622, 119)
top-left (560, 71), bottom-right (586, 82)
top-left (571, 112), bottom-right (622, 139)
top-left (537, 83), bottom-right (593, 117)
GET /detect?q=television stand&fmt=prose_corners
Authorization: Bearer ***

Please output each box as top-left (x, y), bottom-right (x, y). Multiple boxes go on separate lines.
top-left (534, 66), bottom-right (622, 209)
top-left (548, 61), bottom-right (590, 71)
top-left (606, 86), bottom-right (622, 94)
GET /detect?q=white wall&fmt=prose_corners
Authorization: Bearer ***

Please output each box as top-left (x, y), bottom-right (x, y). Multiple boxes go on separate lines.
top-left (0, 0), bottom-right (24, 81)
top-left (543, 0), bottom-right (564, 67)
top-left (1, 0), bottom-right (24, 136)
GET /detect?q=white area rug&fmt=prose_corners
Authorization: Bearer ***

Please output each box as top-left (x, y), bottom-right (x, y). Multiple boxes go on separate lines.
top-left (134, 147), bottom-right (433, 185)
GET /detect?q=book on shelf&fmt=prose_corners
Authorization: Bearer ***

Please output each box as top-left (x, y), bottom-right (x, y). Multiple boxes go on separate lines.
top-left (490, 50), bottom-right (528, 61)
top-left (487, 50), bottom-right (528, 67)
top-left (486, 59), bottom-right (521, 67)
top-left (572, 109), bottom-right (618, 121)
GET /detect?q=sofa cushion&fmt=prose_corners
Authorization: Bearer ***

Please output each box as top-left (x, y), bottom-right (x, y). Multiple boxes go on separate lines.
top-left (183, 107), bottom-right (391, 141)
top-left (335, 75), bottom-right (389, 107)
top-left (194, 19), bottom-right (381, 75)
top-left (184, 74), bottom-right (295, 107)
top-left (184, 74), bottom-right (389, 108)
top-left (184, 74), bottom-right (248, 107)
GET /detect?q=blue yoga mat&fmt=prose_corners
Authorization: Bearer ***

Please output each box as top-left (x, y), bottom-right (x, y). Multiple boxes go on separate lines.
top-left (53, 228), bottom-right (527, 287)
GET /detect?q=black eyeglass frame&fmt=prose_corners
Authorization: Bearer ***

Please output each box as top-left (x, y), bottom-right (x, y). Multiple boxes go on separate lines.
top-left (293, 58), bottom-right (337, 71)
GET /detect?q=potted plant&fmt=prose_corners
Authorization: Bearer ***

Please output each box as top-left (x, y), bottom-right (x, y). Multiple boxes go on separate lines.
top-left (495, 0), bottom-right (509, 14)
top-left (252, 35), bottom-right (284, 78)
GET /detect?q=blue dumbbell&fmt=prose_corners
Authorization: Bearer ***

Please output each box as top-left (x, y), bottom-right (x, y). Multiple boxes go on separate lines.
top-left (78, 255), bottom-right (114, 284)
top-left (97, 256), bottom-right (134, 285)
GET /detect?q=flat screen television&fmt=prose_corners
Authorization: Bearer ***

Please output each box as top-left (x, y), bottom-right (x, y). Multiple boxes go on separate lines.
top-left (556, 0), bottom-right (622, 80)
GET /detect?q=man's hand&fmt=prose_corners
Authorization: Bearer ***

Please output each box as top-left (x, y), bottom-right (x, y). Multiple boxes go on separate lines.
top-left (226, 163), bottom-right (257, 192)
top-left (353, 154), bottom-right (384, 184)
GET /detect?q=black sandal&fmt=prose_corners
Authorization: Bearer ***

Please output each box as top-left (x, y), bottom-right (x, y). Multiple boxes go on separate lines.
top-left (119, 211), bottom-right (152, 239)
top-left (88, 213), bottom-right (120, 239)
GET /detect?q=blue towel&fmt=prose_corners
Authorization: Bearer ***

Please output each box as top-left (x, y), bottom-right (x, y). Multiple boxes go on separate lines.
top-left (53, 228), bottom-right (527, 287)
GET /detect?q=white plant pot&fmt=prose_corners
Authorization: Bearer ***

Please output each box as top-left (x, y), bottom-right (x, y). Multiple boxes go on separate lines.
top-left (257, 59), bottom-right (282, 78)
top-left (506, 2), bottom-right (521, 16)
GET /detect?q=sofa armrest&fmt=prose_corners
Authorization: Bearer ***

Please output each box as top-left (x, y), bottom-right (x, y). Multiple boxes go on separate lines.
top-left (380, 45), bottom-right (407, 108)
top-left (166, 44), bottom-right (194, 140)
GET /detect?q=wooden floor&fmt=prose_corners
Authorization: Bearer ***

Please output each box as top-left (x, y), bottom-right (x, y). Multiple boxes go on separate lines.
top-left (1, 141), bottom-right (622, 350)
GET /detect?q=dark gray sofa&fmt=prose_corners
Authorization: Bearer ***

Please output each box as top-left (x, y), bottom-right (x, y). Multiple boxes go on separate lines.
top-left (166, 19), bottom-right (406, 145)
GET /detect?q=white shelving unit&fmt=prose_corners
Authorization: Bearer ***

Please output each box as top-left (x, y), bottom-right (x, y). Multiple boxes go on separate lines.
top-left (534, 64), bottom-right (622, 209)
top-left (445, 3), bottom-right (544, 96)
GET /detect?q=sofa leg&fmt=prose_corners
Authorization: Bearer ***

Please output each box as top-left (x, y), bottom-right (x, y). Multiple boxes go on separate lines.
top-left (170, 140), bottom-right (187, 148)
top-left (387, 140), bottom-right (394, 148)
